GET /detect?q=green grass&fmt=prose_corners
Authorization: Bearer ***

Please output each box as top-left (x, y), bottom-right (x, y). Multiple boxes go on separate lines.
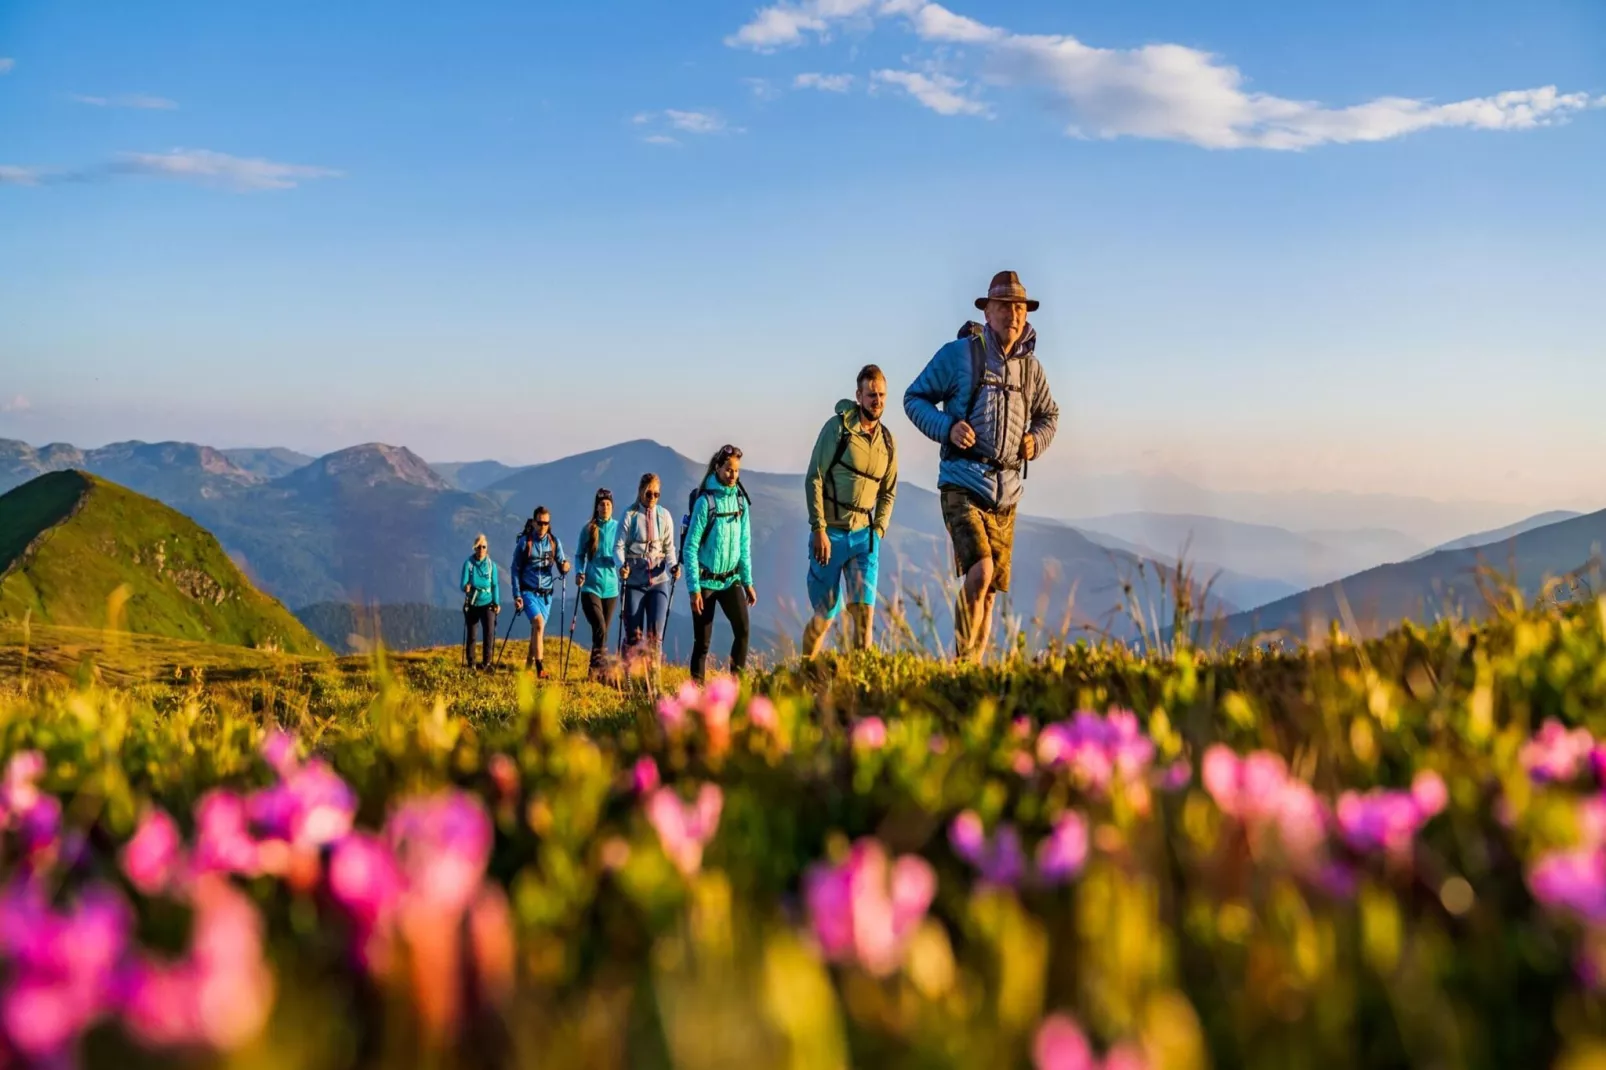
top-left (0, 472), bottom-right (325, 655)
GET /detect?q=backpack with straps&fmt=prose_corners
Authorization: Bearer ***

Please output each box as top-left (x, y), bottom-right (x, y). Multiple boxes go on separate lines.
top-left (943, 320), bottom-right (1030, 477)
top-left (678, 480), bottom-right (751, 565)
top-left (822, 415), bottom-right (895, 524)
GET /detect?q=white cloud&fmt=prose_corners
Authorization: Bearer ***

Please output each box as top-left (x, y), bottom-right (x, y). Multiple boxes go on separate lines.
top-left (871, 69), bottom-right (989, 117)
top-left (114, 148), bottom-right (342, 191)
top-left (794, 72), bottom-right (855, 92)
top-left (69, 93), bottom-right (179, 110)
top-left (665, 109), bottom-right (729, 134)
top-left (642, 134), bottom-right (681, 147)
top-left (0, 165), bottom-right (45, 186)
top-left (1, 395), bottom-right (31, 414)
top-left (0, 58), bottom-right (13, 75)
top-left (743, 77), bottom-right (782, 100)
top-left (723, 0), bottom-right (879, 50)
top-left (731, 0), bottom-right (1605, 149)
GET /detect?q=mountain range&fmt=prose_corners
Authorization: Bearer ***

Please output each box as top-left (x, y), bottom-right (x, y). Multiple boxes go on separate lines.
top-left (3, 436), bottom-right (1594, 655)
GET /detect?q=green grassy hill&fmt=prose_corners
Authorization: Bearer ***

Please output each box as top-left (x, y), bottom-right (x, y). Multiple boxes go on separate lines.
top-left (0, 471), bottom-right (326, 655)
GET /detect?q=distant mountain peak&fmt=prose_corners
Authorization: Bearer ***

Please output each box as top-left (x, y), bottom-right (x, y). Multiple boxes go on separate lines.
top-left (299, 443), bottom-right (450, 491)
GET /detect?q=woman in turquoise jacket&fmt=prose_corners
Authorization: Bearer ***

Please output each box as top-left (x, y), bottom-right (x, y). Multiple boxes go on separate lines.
top-left (682, 444), bottom-right (756, 682)
top-left (575, 488), bottom-right (622, 679)
top-left (460, 532), bottom-right (500, 671)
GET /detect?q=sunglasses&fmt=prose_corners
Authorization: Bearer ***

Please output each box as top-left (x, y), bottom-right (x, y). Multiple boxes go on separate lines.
top-left (534, 518), bottom-right (550, 527)
top-left (717, 445), bottom-right (743, 462)
top-left (642, 491), bottom-right (660, 499)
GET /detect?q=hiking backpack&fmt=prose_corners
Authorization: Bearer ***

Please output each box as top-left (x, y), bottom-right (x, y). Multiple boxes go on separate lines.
top-left (678, 480), bottom-right (751, 564)
top-left (822, 417), bottom-right (895, 524)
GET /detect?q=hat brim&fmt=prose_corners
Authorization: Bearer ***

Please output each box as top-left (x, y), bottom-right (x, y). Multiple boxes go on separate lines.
top-left (975, 296), bottom-right (1039, 311)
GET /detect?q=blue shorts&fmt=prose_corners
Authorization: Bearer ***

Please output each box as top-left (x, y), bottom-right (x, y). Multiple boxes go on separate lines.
top-left (516, 590), bottom-right (554, 622)
top-left (806, 527), bottom-right (880, 621)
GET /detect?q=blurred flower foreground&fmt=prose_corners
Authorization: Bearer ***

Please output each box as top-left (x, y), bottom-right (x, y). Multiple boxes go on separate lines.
top-left (5, 597), bottom-right (1606, 1068)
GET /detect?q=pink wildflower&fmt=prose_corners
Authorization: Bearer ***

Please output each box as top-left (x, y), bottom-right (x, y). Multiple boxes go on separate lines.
top-left (1202, 746), bottom-right (1329, 869)
top-left (645, 783), bottom-right (723, 877)
top-left (191, 791), bottom-right (260, 877)
top-left (1036, 710), bottom-right (1155, 796)
top-left (802, 838), bottom-right (934, 977)
top-left (122, 808), bottom-right (184, 896)
top-left (747, 695), bottom-right (778, 732)
top-left (487, 754), bottom-right (520, 802)
top-left (1529, 848), bottom-right (1606, 924)
top-left (1033, 1013), bottom-right (1095, 1070)
top-left (949, 811), bottom-right (1025, 887)
top-left (259, 728), bottom-right (299, 777)
top-left (632, 756), bottom-right (661, 795)
top-left (386, 792), bottom-right (494, 915)
top-left (852, 717), bottom-right (887, 751)
top-left (1521, 719), bottom-right (1596, 784)
top-left (1036, 811), bottom-right (1089, 885)
top-left (0, 881), bottom-right (131, 1061)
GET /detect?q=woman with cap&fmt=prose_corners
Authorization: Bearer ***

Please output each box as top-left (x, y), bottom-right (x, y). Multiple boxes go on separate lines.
top-left (575, 488), bottom-right (623, 680)
top-left (460, 532), bottom-right (500, 671)
top-left (616, 472), bottom-right (679, 672)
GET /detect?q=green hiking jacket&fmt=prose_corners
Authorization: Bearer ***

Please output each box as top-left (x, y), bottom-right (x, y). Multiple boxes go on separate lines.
top-left (805, 399), bottom-right (898, 535)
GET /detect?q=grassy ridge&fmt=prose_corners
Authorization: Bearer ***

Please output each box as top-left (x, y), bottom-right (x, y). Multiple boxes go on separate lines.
top-left (0, 472), bottom-right (325, 655)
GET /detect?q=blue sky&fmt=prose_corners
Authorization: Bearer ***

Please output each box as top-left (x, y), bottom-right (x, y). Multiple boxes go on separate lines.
top-left (1, 0), bottom-right (1603, 514)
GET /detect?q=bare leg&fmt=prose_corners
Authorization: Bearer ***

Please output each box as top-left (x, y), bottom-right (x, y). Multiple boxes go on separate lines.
top-left (801, 613), bottom-right (833, 658)
top-left (847, 604), bottom-right (874, 651)
top-left (954, 558), bottom-right (993, 662)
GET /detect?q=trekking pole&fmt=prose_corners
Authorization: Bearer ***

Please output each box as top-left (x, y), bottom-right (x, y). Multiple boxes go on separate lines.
top-left (492, 608), bottom-right (517, 669)
top-left (563, 579), bottom-right (579, 681)
top-left (660, 569), bottom-right (679, 694)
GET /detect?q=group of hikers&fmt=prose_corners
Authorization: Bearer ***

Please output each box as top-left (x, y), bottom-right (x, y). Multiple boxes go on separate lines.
top-left (461, 269), bottom-right (1060, 683)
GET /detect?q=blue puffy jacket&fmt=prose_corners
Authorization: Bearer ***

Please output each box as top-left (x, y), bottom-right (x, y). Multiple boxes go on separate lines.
top-left (903, 321), bottom-right (1059, 511)
top-left (511, 533), bottom-right (567, 597)
top-left (575, 518), bottom-right (622, 599)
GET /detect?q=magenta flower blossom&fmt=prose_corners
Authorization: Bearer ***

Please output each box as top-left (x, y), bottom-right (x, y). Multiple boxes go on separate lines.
top-left (949, 810), bottom-right (1025, 887)
top-left (747, 696), bottom-right (778, 732)
top-left (122, 808), bottom-right (184, 896)
top-left (803, 837), bottom-right (935, 977)
top-left (852, 717), bottom-right (887, 751)
top-left (487, 754), bottom-right (520, 802)
top-left (1529, 848), bottom-right (1606, 924)
top-left (1202, 746), bottom-right (1329, 868)
top-left (259, 728), bottom-right (299, 777)
top-left (656, 693), bottom-right (689, 733)
top-left (632, 756), bottom-right (661, 796)
top-left (192, 790), bottom-right (260, 877)
top-left (121, 875), bottom-right (274, 1052)
top-left (1334, 773), bottom-right (1445, 858)
top-left (1033, 1013), bottom-right (1095, 1070)
top-left (645, 783), bottom-right (723, 877)
top-left (703, 675), bottom-right (739, 723)
top-left (248, 757), bottom-right (357, 851)
top-left (329, 833), bottom-right (405, 929)
top-left (1036, 812), bottom-right (1090, 885)
top-left (1036, 710), bottom-right (1155, 796)
top-left (1160, 758), bottom-right (1192, 792)
top-left (0, 881), bottom-right (131, 1062)
top-left (1521, 719), bottom-right (1597, 784)
top-left (386, 792), bottom-right (495, 914)
top-left (0, 751), bottom-right (46, 815)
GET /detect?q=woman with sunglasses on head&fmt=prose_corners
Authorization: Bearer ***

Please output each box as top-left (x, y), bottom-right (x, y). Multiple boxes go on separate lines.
top-left (511, 506), bottom-right (570, 677)
top-left (461, 532), bottom-right (500, 671)
top-left (682, 445), bottom-right (756, 683)
top-left (575, 487), bottom-right (623, 680)
top-left (617, 473), bottom-right (678, 673)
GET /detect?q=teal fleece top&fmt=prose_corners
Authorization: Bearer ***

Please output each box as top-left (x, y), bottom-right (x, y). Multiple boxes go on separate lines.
top-left (575, 517), bottom-right (622, 599)
top-left (460, 555), bottom-right (500, 609)
top-left (683, 474), bottom-right (752, 594)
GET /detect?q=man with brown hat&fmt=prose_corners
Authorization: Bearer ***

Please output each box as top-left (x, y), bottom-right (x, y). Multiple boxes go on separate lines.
top-left (904, 270), bottom-right (1060, 662)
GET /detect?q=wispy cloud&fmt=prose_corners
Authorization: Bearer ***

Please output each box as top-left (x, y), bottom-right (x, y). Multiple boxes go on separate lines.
top-left (794, 72), bottom-right (854, 92)
top-left (114, 148), bottom-right (341, 190)
top-left (743, 77), bottom-right (782, 101)
top-left (0, 166), bottom-right (47, 186)
top-left (642, 134), bottom-right (681, 147)
top-left (0, 58), bottom-right (13, 75)
top-left (871, 69), bottom-right (988, 116)
top-left (0, 395), bottom-right (31, 414)
top-left (69, 93), bottom-right (179, 110)
top-left (665, 109), bottom-right (730, 134)
top-left (730, 0), bottom-right (1605, 149)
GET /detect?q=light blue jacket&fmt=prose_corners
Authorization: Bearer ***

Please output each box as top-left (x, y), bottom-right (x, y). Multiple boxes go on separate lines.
top-left (616, 503), bottom-right (678, 589)
top-left (576, 518), bottom-right (622, 599)
top-left (460, 555), bottom-right (500, 609)
top-left (903, 322), bottom-right (1059, 511)
top-left (683, 474), bottom-right (752, 595)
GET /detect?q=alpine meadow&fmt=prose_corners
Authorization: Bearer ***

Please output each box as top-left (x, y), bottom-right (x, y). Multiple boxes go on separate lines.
top-left (2, 1), bottom-right (1605, 1068)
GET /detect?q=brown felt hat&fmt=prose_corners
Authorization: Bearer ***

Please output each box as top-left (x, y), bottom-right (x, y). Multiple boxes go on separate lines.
top-left (974, 270), bottom-right (1039, 311)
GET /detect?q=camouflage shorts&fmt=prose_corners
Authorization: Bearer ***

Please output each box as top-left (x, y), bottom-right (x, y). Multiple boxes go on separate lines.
top-left (940, 487), bottom-right (1016, 593)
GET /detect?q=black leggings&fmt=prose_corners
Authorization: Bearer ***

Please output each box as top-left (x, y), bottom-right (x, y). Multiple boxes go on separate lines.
top-left (581, 593), bottom-right (618, 671)
top-left (464, 604), bottom-right (496, 667)
top-left (691, 584), bottom-right (749, 682)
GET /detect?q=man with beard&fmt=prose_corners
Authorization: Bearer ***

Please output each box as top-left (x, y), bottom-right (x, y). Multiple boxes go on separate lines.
top-left (904, 271), bottom-right (1060, 662)
top-left (802, 364), bottom-right (899, 656)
